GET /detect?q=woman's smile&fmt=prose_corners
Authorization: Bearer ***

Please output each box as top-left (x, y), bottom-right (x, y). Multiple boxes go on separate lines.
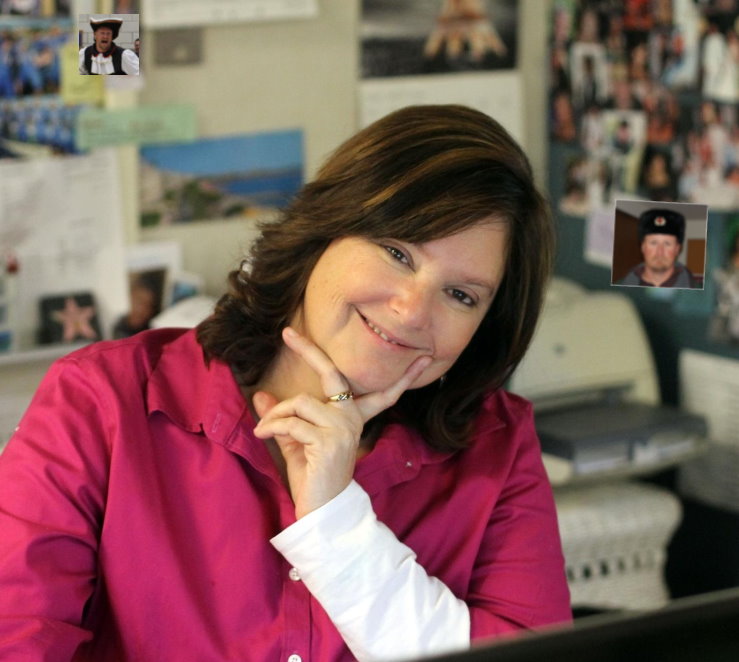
top-left (357, 310), bottom-right (423, 350)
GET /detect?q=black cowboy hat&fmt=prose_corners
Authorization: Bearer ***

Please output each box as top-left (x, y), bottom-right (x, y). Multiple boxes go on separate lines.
top-left (90, 17), bottom-right (123, 40)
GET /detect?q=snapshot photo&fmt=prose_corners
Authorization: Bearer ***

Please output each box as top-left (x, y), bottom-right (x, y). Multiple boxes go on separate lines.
top-left (361, 0), bottom-right (518, 78)
top-left (611, 198), bottom-right (708, 290)
top-left (139, 130), bottom-right (304, 226)
top-left (78, 13), bottom-right (139, 75)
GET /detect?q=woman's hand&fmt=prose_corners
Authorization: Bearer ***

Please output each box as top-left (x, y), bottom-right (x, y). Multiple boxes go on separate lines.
top-left (252, 327), bottom-right (431, 519)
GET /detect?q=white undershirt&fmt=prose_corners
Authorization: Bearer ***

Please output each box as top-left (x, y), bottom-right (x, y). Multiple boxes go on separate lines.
top-left (271, 480), bottom-right (470, 662)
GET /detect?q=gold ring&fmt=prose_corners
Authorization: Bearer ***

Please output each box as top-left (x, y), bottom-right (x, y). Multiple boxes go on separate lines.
top-left (327, 391), bottom-right (354, 402)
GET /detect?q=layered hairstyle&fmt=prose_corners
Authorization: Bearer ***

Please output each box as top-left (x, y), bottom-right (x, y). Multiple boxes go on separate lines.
top-left (197, 104), bottom-right (554, 451)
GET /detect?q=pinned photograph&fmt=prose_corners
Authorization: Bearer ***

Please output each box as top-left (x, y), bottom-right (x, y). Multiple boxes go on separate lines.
top-left (0, 1), bottom-right (71, 18)
top-left (112, 267), bottom-right (165, 339)
top-left (711, 216), bottom-right (739, 344)
top-left (361, 0), bottom-right (517, 78)
top-left (112, 0), bottom-right (140, 13)
top-left (0, 17), bottom-right (73, 98)
top-left (611, 199), bottom-right (708, 290)
top-left (78, 13), bottom-right (139, 75)
top-left (139, 130), bottom-right (303, 226)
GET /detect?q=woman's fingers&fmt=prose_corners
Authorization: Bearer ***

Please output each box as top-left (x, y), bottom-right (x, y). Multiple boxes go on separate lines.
top-left (279, 326), bottom-right (434, 423)
top-left (254, 415), bottom-right (327, 445)
top-left (281, 327), bottom-right (351, 400)
top-left (253, 391), bottom-right (361, 441)
top-left (355, 354), bottom-right (433, 421)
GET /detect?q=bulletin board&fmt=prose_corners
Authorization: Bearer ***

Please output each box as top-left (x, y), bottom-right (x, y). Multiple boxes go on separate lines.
top-left (546, 0), bottom-right (739, 405)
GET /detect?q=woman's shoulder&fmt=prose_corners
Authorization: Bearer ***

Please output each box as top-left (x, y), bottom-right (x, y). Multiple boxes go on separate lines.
top-left (463, 389), bottom-right (538, 455)
top-left (479, 388), bottom-right (534, 426)
top-left (52, 327), bottom-right (195, 386)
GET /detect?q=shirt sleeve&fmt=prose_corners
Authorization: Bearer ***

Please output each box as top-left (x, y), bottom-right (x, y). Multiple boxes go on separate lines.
top-left (78, 48), bottom-right (87, 74)
top-left (122, 49), bottom-right (139, 75)
top-left (0, 358), bottom-right (109, 660)
top-left (271, 481), bottom-right (470, 662)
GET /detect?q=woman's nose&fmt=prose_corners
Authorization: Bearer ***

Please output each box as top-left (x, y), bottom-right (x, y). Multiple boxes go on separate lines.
top-left (389, 281), bottom-right (433, 328)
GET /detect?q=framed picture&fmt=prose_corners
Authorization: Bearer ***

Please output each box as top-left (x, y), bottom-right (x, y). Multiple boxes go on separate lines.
top-left (112, 241), bottom-right (181, 338)
top-left (112, 266), bottom-right (166, 338)
top-left (38, 292), bottom-right (101, 344)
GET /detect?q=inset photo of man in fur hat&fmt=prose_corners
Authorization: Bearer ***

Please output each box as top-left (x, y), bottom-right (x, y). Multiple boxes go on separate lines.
top-left (78, 14), bottom-right (139, 76)
top-left (611, 200), bottom-right (708, 290)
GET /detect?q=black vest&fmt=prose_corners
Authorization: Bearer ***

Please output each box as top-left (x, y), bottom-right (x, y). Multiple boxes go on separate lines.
top-left (84, 44), bottom-right (127, 75)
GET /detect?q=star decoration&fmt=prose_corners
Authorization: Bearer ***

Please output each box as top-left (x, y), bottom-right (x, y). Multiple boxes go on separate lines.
top-left (51, 297), bottom-right (99, 342)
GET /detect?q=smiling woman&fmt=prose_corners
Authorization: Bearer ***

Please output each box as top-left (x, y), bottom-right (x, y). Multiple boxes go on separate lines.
top-left (200, 104), bottom-right (554, 451)
top-left (0, 105), bottom-right (570, 662)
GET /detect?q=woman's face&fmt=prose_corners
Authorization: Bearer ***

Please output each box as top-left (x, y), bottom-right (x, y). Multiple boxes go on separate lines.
top-left (290, 222), bottom-right (508, 395)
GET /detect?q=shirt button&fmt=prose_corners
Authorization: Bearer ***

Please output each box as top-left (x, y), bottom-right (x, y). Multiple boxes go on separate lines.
top-left (288, 567), bottom-right (301, 582)
top-left (288, 655), bottom-right (302, 662)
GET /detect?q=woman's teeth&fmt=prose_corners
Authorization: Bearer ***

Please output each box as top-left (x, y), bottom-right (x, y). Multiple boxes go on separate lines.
top-left (366, 319), bottom-right (399, 345)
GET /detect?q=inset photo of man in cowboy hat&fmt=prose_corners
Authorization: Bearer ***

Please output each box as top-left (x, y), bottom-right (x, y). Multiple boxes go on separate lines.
top-left (611, 200), bottom-right (708, 290)
top-left (78, 14), bottom-right (139, 76)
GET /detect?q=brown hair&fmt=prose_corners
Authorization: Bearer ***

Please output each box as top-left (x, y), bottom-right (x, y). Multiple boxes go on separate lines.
top-left (197, 104), bottom-right (554, 451)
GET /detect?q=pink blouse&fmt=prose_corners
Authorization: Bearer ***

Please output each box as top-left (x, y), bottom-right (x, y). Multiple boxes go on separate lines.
top-left (0, 328), bottom-right (571, 661)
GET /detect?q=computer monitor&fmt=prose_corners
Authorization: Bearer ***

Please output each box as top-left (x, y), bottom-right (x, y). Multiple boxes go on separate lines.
top-left (426, 588), bottom-right (739, 662)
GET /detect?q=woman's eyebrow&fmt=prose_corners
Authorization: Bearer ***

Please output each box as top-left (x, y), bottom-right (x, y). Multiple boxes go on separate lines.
top-left (459, 277), bottom-right (498, 295)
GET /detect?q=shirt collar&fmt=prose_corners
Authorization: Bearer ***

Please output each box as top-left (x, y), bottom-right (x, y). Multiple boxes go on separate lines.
top-left (636, 261), bottom-right (685, 287)
top-left (355, 393), bottom-right (507, 494)
top-left (146, 328), bottom-right (248, 446)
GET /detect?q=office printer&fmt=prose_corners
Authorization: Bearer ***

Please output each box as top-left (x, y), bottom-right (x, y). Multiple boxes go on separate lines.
top-left (509, 278), bottom-right (706, 484)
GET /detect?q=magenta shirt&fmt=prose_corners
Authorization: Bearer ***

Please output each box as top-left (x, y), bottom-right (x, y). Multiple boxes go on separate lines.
top-left (0, 328), bottom-right (571, 661)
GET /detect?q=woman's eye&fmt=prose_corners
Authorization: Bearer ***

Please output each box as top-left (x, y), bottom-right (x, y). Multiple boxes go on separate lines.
top-left (384, 245), bottom-right (409, 264)
top-left (449, 289), bottom-right (476, 307)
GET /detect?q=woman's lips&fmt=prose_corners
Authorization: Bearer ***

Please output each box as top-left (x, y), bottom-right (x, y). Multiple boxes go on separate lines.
top-left (358, 311), bottom-right (422, 350)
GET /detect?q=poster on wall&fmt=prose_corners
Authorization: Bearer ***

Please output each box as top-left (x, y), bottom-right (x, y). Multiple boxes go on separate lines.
top-left (0, 4), bottom-right (82, 158)
top-left (359, 1), bottom-right (522, 138)
top-left (0, 148), bottom-right (128, 350)
top-left (139, 130), bottom-right (304, 227)
top-left (550, 0), bottom-right (739, 217)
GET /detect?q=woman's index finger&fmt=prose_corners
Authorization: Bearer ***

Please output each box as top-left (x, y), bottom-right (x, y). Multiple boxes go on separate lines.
top-left (282, 327), bottom-right (350, 396)
top-left (355, 355), bottom-right (433, 422)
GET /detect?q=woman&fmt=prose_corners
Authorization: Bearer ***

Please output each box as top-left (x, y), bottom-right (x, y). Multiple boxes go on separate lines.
top-left (0, 105), bottom-right (571, 661)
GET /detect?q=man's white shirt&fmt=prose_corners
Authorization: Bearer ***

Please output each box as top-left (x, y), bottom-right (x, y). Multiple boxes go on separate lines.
top-left (78, 47), bottom-right (139, 75)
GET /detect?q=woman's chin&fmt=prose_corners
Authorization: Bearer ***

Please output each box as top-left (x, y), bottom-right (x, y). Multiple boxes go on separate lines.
top-left (344, 370), bottom-right (400, 396)
top-left (345, 368), bottom-right (438, 397)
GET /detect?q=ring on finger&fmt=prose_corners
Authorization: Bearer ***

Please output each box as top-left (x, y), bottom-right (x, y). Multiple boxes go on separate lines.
top-left (327, 391), bottom-right (354, 402)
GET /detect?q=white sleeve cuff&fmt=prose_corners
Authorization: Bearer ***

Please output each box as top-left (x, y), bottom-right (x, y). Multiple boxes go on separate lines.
top-left (271, 480), bottom-right (470, 662)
